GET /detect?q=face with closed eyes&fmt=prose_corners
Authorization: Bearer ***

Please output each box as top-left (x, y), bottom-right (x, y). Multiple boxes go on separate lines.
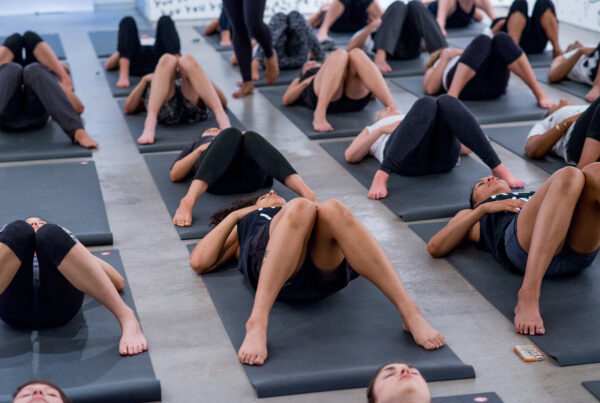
top-left (25, 217), bottom-right (47, 233)
top-left (13, 383), bottom-right (64, 403)
top-left (471, 176), bottom-right (512, 207)
top-left (201, 127), bottom-right (221, 137)
top-left (255, 190), bottom-right (286, 208)
top-left (371, 363), bottom-right (430, 403)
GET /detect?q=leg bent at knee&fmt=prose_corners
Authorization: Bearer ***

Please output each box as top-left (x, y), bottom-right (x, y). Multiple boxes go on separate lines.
top-left (283, 198), bottom-right (318, 225)
top-left (0, 220), bottom-right (35, 262)
top-left (156, 53), bottom-right (178, 69)
top-left (317, 199), bottom-right (355, 226)
top-left (35, 224), bottom-right (77, 269)
top-left (552, 166), bottom-right (585, 194)
top-left (582, 162), bottom-right (600, 191)
top-left (177, 54), bottom-right (199, 71)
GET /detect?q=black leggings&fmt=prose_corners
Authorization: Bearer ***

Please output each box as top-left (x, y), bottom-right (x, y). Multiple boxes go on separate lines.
top-left (567, 97), bottom-right (600, 164)
top-left (381, 95), bottom-right (501, 175)
top-left (0, 62), bottom-right (82, 138)
top-left (2, 31), bottom-right (44, 67)
top-left (117, 16), bottom-right (181, 77)
top-left (222, 0), bottom-right (273, 82)
top-left (331, 0), bottom-right (374, 33)
top-left (0, 221), bottom-right (82, 329)
top-left (194, 128), bottom-right (297, 194)
top-left (219, 9), bottom-right (231, 31)
top-left (500, 0), bottom-right (555, 54)
top-left (374, 1), bottom-right (446, 60)
top-left (447, 33), bottom-right (523, 100)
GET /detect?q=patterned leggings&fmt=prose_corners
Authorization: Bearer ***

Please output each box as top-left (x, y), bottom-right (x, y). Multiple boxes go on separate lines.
top-left (255, 11), bottom-right (325, 70)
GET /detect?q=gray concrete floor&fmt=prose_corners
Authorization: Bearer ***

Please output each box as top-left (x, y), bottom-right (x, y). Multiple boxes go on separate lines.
top-left (1, 5), bottom-right (599, 402)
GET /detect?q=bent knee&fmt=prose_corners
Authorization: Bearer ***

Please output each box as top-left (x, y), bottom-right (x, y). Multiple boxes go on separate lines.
top-left (0, 62), bottom-right (23, 78)
top-left (348, 47), bottom-right (368, 61)
top-left (317, 199), bottom-right (354, 224)
top-left (415, 95), bottom-right (438, 112)
top-left (554, 166), bottom-right (585, 191)
top-left (329, 49), bottom-right (349, 62)
top-left (119, 16), bottom-right (136, 29)
top-left (22, 62), bottom-right (47, 82)
top-left (1, 220), bottom-right (35, 243)
top-left (158, 53), bottom-right (177, 67)
top-left (284, 198), bottom-right (318, 224)
top-left (583, 163), bottom-right (600, 189)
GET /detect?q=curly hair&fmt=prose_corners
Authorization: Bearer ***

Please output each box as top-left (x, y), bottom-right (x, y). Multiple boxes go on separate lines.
top-left (14, 380), bottom-right (71, 403)
top-left (209, 195), bottom-right (261, 227)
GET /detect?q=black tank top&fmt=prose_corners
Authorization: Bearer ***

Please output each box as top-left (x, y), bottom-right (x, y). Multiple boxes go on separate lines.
top-left (476, 191), bottom-right (535, 267)
top-left (237, 206), bottom-right (283, 274)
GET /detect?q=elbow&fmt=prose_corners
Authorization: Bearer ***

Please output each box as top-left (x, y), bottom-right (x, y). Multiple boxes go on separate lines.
top-left (344, 150), bottom-right (359, 163)
top-left (123, 104), bottom-right (135, 115)
top-left (426, 240), bottom-right (445, 258)
top-left (190, 255), bottom-right (209, 274)
top-left (169, 170), bottom-right (180, 183)
top-left (75, 104), bottom-right (85, 115)
top-left (547, 72), bottom-right (561, 83)
top-left (525, 144), bottom-right (543, 160)
top-left (424, 84), bottom-right (437, 96)
top-left (282, 96), bottom-right (292, 106)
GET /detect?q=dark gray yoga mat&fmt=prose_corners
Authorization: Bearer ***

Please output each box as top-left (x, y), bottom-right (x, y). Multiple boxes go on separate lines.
top-left (411, 221), bottom-right (600, 366)
top-left (484, 124), bottom-right (566, 174)
top-left (382, 53), bottom-right (429, 78)
top-left (260, 85), bottom-right (384, 139)
top-left (320, 140), bottom-right (490, 221)
top-left (101, 59), bottom-right (142, 97)
top-left (193, 26), bottom-right (232, 51)
top-left (88, 29), bottom-right (154, 58)
top-left (433, 392), bottom-right (503, 403)
top-left (583, 381), bottom-right (600, 401)
top-left (220, 50), bottom-right (301, 87)
top-left (445, 21), bottom-right (486, 38)
top-left (116, 98), bottom-right (245, 153)
top-left (447, 36), bottom-right (554, 68)
top-left (390, 76), bottom-right (545, 124)
top-left (0, 249), bottom-right (161, 403)
top-left (534, 67), bottom-right (591, 100)
top-left (145, 152), bottom-right (297, 240)
top-left (0, 121), bottom-right (92, 162)
top-left (187, 247), bottom-right (475, 397)
top-left (0, 161), bottom-right (112, 246)
top-left (0, 33), bottom-right (66, 60)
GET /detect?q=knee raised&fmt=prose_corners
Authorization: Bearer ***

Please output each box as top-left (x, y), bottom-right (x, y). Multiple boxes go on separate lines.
top-left (329, 48), bottom-right (349, 63)
top-left (119, 16), bottom-right (136, 30)
top-left (284, 198), bottom-right (318, 225)
top-left (22, 31), bottom-right (43, 49)
top-left (492, 31), bottom-right (516, 48)
top-left (555, 166), bottom-right (585, 192)
top-left (318, 199), bottom-right (354, 225)
top-left (158, 53), bottom-right (178, 68)
top-left (583, 163), bottom-right (600, 190)
top-left (509, 0), bottom-right (528, 16)
top-left (22, 62), bottom-right (46, 83)
top-left (406, 1), bottom-right (423, 12)
top-left (177, 54), bottom-right (198, 71)
top-left (414, 95), bottom-right (438, 113)
top-left (0, 62), bottom-right (23, 78)
top-left (35, 223), bottom-right (64, 251)
top-left (1, 220), bottom-right (35, 244)
top-left (348, 47), bottom-right (368, 62)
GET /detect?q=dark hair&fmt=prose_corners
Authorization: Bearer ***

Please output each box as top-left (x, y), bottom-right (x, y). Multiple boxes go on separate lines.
top-left (366, 364), bottom-right (387, 403)
top-left (209, 195), bottom-right (261, 227)
top-left (469, 182), bottom-right (477, 209)
top-left (14, 380), bottom-right (71, 403)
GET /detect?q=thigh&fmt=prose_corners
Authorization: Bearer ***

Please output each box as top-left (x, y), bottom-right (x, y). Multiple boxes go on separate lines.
top-left (308, 208), bottom-right (347, 271)
top-left (179, 74), bottom-right (200, 105)
top-left (567, 164), bottom-right (600, 254)
top-left (343, 61), bottom-right (370, 99)
top-left (313, 68), bottom-right (345, 101)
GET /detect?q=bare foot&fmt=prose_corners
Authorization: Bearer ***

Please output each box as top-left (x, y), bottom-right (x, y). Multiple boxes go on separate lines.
top-left (230, 54), bottom-right (237, 66)
top-left (374, 54), bottom-right (392, 73)
top-left (264, 51), bottom-right (279, 85)
top-left (215, 111), bottom-right (232, 129)
top-left (251, 59), bottom-right (260, 81)
top-left (536, 93), bottom-right (554, 109)
top-left (460, 144), bottom-right (472, 155)
top-left (403, 312), bottom-right (445, 350)
top-left (233, 81), bottom-right (254, 98)
top-left (173, 198), bottom-right (194, 227)
top-left (514, 292), bottom-right (545, 335)
top-left (73, 129), bottom-right (99, 149)
top-left (585, 86), bottom-right (600, 103)
top-left (368, 169), bottom-right (390, 199)
top-left (312, 113), bottom-right (334, 132)
top-left (116, 77), bottom-right (130, 88)
top-left (220, 31), bottom-right (232, 46)
top-left (137, 121), bottom-right (156, 144)
top-left (238, 321), bottom-right (268, 365)
top-left (118, 310), bottom-right (148, 356)
top-left (492, 164), bottom-right (524, 189)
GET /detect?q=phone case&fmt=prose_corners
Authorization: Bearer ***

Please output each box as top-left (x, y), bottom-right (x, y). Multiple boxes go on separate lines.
top-left (514, 345), bottom-right (545, 362)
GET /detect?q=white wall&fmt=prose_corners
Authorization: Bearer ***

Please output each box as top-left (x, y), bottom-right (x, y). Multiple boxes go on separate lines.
top-left (555, 0), bottom-right (600, 32)
top-left (0, 0), bottom-right (93, 16)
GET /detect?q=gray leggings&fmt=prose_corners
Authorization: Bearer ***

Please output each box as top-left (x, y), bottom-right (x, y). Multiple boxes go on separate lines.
top-left (0, 62), bottom-right (82, 139)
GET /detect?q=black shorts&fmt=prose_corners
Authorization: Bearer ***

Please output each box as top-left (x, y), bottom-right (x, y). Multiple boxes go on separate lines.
top-left (243, 222), bottom-right (358, 302)
top-left (300, 79), bottom-right (372, 113)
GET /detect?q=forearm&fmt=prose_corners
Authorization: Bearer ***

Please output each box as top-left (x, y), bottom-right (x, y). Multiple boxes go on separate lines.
top-left (123, 78), bottom-right (149, 114)
top-left (548, 50), bottom-right (583, 83)
top-left (525, 124), bottom-right (568, 159)
top-left (427, 207), bottom-right (486, 257)
top-left (345, 128), bottom-right (382, 162)
top-left (346, 27), bottom-right (374, 52)
top-left (424, 56), bottom-right (450, 94)
top-left (170, 146), bottom-right (204, 182)
top-left (282, 78), bottom-right (312, 105)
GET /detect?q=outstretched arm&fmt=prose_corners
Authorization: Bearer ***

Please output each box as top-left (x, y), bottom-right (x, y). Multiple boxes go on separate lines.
top-left (282, 76), bottom-right (314, 105)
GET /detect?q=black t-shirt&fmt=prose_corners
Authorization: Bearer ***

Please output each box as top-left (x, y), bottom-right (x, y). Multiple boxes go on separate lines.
top-left (172, 135), bottom-right (217, 177)
top-left (476, 191), bottom-right (535, 268)
top-left (237, 206), bottom-right (282, 278)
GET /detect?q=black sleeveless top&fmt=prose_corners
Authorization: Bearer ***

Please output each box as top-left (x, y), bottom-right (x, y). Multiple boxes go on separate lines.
top-left (237, 207), bottom-right (282, 280)
top-left (476, 191), bottom-right (535, 267)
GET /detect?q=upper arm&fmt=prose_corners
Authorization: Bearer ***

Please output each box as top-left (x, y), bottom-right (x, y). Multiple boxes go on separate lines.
top-left (345, 128), bottom-right (375, 162)
top-left (282, 78), bottom-right (303, 105)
